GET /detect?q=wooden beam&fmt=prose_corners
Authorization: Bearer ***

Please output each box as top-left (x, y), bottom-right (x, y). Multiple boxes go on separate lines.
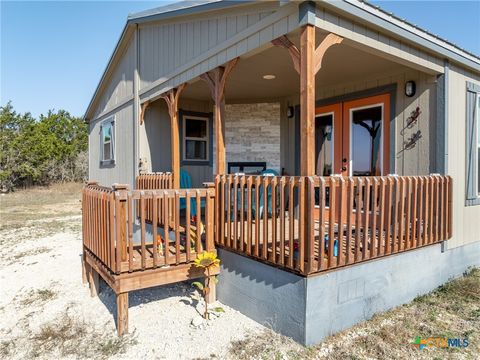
top-left (300, 25), bottom-right (316, 176)
top-left (160, 84), bottom-right (187, 188)
top-left (200, 58), bottom-right (239, 175)
top-left (272, 35), bottom-right (300, 74)
top-left (314, 33), bottom-right (343, 74)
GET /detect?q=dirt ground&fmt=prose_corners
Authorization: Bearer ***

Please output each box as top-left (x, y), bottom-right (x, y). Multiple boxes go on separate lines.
top-left (0, 183), bottom-right (478, 360)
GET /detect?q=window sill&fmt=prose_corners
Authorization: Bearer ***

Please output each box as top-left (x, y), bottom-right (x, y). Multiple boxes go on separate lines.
top-left (100, 159), bottom-right (115, 167)
top-left (465, 198), bottom-right (480, 206)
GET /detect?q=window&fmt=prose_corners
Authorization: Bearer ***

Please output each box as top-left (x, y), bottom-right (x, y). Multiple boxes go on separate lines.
top-left (183, 115), bottom-right (209, 162)
top-left (466, 82), bottom-right (480, 206)
top-left (100, 118), bottom-right (115, 165)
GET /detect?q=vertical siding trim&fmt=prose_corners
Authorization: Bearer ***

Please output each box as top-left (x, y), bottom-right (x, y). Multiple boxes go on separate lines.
top-left (466, 81), bottom-right (480, 206)
top-left (133, 25), bottom-right (140, 185)
top-left (435, 64), bottom-right (446, 174)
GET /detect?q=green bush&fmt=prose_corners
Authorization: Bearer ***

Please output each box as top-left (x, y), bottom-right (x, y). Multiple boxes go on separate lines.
top-left (0, 102), bottom-right (87, 191)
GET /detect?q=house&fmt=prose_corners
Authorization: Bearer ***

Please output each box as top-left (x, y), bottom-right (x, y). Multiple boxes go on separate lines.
top-left (82, 0), bottom-right (480, 345)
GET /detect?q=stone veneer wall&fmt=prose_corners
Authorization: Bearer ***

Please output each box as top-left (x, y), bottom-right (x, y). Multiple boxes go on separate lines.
top-left (224, 102), bottom-right (281, 173)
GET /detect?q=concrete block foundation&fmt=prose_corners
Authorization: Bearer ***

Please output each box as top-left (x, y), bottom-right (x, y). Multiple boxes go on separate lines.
top-left (217, 241), bottom-right (480, 345)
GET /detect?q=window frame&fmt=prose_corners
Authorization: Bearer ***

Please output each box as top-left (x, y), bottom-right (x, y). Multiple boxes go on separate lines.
top-left (100, 116), bottom-right (115, 166)
top-left (466, 81), bottom-right (480, 206)
top-left (180, 111), bottom-right (212, 166)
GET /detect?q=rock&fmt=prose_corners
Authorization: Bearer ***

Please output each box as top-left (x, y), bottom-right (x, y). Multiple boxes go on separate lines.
top-left (191, 317), bottom-right (204, 327)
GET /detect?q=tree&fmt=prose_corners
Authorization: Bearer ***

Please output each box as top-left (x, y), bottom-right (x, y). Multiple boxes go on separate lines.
top-left (0, 102), bottom-right (88, 191)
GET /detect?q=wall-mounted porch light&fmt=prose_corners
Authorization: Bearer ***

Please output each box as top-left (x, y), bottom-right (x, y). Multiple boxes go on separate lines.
top-left (405, 80), bottom-right (416, 97)
top-left (287, 106), bottom-right (294, 118)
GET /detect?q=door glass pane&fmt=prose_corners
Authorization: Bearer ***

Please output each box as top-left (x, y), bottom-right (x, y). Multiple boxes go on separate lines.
top-left (351, 106), bottom-right (382, 176)
top-left (315, 114), bottom-right (333, 176)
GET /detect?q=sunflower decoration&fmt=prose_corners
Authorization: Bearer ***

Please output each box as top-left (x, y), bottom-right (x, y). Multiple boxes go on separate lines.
top-left (192, 251), bottom-right (220, 319)
top-left (194, 251), bottom-right (220, 270)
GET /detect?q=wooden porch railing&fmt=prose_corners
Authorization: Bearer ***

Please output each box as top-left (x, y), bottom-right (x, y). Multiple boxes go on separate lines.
top-left (82, 182), bottom-right (215, 275)
top-left (215, 174), bottom-right (452, 276)
top-left (136, 173), bottom-right (174, 224)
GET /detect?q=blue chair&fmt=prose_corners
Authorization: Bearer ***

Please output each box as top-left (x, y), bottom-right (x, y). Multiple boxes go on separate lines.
top-left (179, 169), bottom-right (204, 216)
top-left (253, 169), bottom-right (279, 218)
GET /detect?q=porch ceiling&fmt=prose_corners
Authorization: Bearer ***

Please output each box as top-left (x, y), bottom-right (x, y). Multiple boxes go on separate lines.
top-left (182, 31), bottom-right (410, 102)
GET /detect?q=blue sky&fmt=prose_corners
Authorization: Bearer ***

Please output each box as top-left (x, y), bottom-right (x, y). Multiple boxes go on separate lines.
top-left (1, 1), bottom-right (479, 118)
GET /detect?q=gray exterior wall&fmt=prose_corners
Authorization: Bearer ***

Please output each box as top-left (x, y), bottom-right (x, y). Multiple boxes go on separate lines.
top-left (445, 65), bottom-right (480, 248)
top-left (138, 2), bottom-right (300, 104)
top-left (218, 240), bottom-right (480, 345)
top-left (280, 68), bottom-right (437, 177)
top-left (88, 102), bottom-right (135, 187)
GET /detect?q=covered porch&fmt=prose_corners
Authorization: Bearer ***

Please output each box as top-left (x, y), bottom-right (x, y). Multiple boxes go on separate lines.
top-left (83, 22), bottom-right (452, 336)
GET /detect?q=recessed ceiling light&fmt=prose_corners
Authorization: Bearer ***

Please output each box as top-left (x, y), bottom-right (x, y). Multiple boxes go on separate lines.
top-left (262, 74), bottom-right (276, 80)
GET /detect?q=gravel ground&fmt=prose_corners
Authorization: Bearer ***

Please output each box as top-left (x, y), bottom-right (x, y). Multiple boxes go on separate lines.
top-left (0, 187), bottom-right (266, 360)
top-left (1, 184), bottom-right (479, 360)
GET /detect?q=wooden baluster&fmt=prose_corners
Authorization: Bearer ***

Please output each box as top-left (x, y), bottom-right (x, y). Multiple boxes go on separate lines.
top-left (196, 190), bottom-right (202, 254)
top-left (226, 175), bottom-right (232, 248)
top-left (255, 176), bottom-right (261, 257)
top-left (417, 177), bottom-right (424, 246)
top-left (246, 176), bottom-right (253, 255)
top-left (355, 178), bottom-right (363, 262)
top-left (239, 176), bottom-right (245, 252)
top-left (385, 178), bottom-right (392, 255)
top-left (398, 178), bottom-right (406, 252)
top-left (370, 178), bottom-right (378, 259)
top-left (152, 193), bottom-right (158, 268)
top-left (127, 193), bottom-right (133, 272)
top-left (328, 177), bottom-right (336, 269)
top-left (185, 192), bottom-right (191, 261)
top-left (271, 177), bottom-right (277, 264)
top-left (346, 178), bottom-right (354, 264)
top-left (175, 191), bottom-right (180, 264)
top-left (378, 178), bottom-right (385, 257)
top-left (205, 185), bottom-right (215, 252)
top-left (428, 176), bottom-right (434, 244)
top-left (113, 184), bottom-right (128, 274)
top-left (233, 175), bottom-right (238, 250)
top-left (279, 177), bottom-right (286, 266)
top-left (263, 176), bottom-right (269, 261)
top-left (163, 192), bottom-right (170, 265)
top-left (391, 177), bottom-right (400, 253)
top-left (363, 178), bottom-right (371, 261)
top-left (410, 177), bottom-right (417, 249)
top-left (404, 176), bottom-right (412, 250)
top-left (306, 177), bottom-right (316, 273)
top-left (298, 177), bottom-right (305, 273)
top-left (338, 177), bottom-right (346, 267)
top-left (140, 192), bottom-right (146, 270)
top-left (288, 178), bottom-right (295, 269)
top-left (220, 176), bottom-right (225, 247)
top-left (318, 177), bottom-right (326, 270)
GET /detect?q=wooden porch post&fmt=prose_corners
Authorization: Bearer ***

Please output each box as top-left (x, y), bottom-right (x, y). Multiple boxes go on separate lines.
top-left (160, 84), bottom-right (187, 188)
top-left (273, 32), bottom-right (343, 175)
top-left (300, 24), bottom-right (316, 176)
top-left (200, 58), bottom-right (239, 175)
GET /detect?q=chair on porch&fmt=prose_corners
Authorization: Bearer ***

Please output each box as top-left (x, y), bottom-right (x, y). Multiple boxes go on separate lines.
top-left (179, 169), bottom-right (205, 216)
top-left (252, 168), bottom-right (279, 218)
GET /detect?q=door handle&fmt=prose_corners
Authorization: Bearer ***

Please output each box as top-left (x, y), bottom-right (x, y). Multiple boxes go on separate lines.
top-left (342, 166), bottom-right (347, 172)
top-left (342, 158), bottom-right (347, 163)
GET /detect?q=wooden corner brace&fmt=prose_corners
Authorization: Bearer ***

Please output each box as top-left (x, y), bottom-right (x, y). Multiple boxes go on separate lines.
top-left (199, 57), bottom-right (239, 102)
top-left (272, 33), bottom-right (343, 75)
top-left (200, 57), bottom-right (239, 175)
top-left (139, 101), bottom-right (150, 125)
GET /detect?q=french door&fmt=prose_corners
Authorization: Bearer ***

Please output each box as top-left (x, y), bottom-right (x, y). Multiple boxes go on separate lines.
top-left (315, 94), bottom-right (390, 177)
